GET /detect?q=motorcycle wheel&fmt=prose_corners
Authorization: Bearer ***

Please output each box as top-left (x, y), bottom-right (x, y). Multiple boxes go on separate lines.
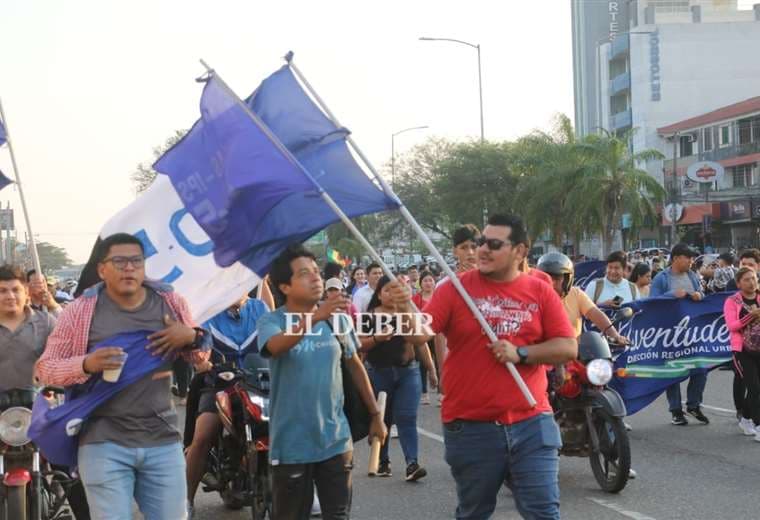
top-left (6, 485), bottom-right (28, 520)
top-left (589, 410), bottom-right (631, 493)
top-left (249, 451), bottom-right (271, 520)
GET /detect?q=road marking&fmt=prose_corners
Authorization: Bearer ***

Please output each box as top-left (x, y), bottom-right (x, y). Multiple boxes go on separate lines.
top-left (587, 498), bottom-right (657, 520)
top-left (682, 401), bottom-right (735, 415)
top-left (417, 427), bottom-right (444, 443)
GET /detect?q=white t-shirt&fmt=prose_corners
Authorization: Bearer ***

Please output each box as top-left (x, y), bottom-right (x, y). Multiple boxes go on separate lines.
top-left (352, 284), bottom-right (375, 313)
top-left (585, 277), bottom-right (638, 304)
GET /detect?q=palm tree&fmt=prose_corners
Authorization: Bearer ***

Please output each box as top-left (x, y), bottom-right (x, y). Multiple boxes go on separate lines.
top-left (573, 129), bottom-right (666, 256)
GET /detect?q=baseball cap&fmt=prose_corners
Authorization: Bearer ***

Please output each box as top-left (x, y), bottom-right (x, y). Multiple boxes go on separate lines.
top-left (325, 278), bottom-right (343, 291)
top-left (671, 243), bottom-right (698, 258)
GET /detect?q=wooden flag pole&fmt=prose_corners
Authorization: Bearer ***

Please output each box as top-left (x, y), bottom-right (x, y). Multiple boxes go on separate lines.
top-left (367, 391), bottom-right (387, 476)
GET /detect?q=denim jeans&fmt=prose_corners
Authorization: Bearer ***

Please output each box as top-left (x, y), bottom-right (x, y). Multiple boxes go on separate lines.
top-left (443, 413), bottom-right (562, 520)
top-left (666, 372), bottom-right (708, 412)
top-left (367, 362), bottom-right (421, 465)
top-left (78, 441), bottom-right (187, 520)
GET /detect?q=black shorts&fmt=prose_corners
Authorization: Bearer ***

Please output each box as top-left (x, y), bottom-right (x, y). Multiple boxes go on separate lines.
top-left (198, 389), bottom-right (217, 416)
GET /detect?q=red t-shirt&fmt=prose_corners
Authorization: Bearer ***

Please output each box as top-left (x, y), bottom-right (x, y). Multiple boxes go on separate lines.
top-left (528, 267), bottom-right (553, 286)
top-left (423, 270), bottom-right (575, 425)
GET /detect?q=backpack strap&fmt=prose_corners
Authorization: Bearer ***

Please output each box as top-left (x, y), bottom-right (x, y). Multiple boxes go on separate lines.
top-left (628, 281), bottom-right (638, 300)
top-left (593, 278), bottom-right (604, 303)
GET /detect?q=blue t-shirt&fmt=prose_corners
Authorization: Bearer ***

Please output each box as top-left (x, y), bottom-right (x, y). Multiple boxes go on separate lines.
top-left (257, 308), bottom-right (358, 465)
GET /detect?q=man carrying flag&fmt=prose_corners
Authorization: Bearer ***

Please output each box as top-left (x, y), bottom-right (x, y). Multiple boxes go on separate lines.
top-left (35, 233), bottom-right (210, 520)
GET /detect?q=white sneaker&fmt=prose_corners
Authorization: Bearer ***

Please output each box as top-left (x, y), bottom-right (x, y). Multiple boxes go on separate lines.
top-left (390, 425), bottom-right (399, 438)
top-left (420, 393), bottom-right (430, 405)
top-left (739, 418), bottom-right (756, 436)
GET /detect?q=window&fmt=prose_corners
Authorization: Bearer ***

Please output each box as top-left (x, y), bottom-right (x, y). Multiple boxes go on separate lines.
top-left (702, 127), bottom-right (713, 152)
top-left (679, 135), bottom-right (694, 157)
top-left (739, 119), bottom-right (752, 145)
top-left (720, 125), bottom-right (732, 147)
top-left (732, 164), bottom-right (754, 188)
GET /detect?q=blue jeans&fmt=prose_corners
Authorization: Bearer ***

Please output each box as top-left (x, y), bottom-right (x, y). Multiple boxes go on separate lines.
top-left (666, 372), bottom-right (708, 412)
top-left (443, 413), bottom-right (561, 520)
top-left (78, 441), bottom-right (187, 520)
top-left (367, 362), bottom-right (421, 465)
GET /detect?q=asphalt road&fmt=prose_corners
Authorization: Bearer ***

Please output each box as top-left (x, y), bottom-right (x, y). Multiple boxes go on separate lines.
top-left (167, 369), bottom-right (758, 519)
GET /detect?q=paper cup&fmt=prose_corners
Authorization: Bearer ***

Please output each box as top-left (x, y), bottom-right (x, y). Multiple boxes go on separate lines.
top-left (103, 352), bottom-right (128, 383)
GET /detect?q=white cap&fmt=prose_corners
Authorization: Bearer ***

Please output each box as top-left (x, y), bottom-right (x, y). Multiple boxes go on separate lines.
top-left (325, 278), bottom-right (343, 291)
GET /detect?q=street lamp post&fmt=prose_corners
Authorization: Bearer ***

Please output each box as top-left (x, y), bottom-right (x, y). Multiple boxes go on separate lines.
top-left (391, 125), bottom-right (428, 189)
top-left (419, 37), bottom-right (484, 142)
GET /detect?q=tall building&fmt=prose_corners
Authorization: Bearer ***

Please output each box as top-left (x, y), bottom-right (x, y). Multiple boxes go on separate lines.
top-left (571, 0), bottom-right (760, 250)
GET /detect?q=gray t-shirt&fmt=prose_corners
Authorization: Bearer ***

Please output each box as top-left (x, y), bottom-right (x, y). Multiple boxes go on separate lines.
top-left (670, 272), bottom-right (696, 294)
top-left (0, 308), bottom-right (56, 392)
top-left (79, 288), bottom-right (180, 448)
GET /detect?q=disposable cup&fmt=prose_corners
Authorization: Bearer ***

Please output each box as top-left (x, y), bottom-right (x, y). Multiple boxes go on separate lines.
top-left (103, 352), bottom-right (128, 383)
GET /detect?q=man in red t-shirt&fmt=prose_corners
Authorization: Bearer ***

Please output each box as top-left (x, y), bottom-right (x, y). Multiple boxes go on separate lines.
top-left (424, 214), bottom-right (576, 520)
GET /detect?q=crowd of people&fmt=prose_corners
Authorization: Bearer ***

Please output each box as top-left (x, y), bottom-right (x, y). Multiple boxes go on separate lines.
top-left (1, 218), bottom-right (759, 520)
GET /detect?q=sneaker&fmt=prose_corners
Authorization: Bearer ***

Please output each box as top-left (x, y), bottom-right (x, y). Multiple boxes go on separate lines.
top-left (671, 411), bottom-right (688, 426)
top-left (405, 462), bottom-right (427, 482)
top-left (420, 393), bottom-right (430, 405)
top-left (624, 421), bottom-right (633, 432)
top-left (739, 418), bottom-right (756, 436)
top-left (390, 425), bottom-right (399, 438)
top-left (687, 407), bottom-right (710, 425)
top-left (376, 461), bottom-right (392, 477)
top-left (628, 468), bottom-right (637, 480)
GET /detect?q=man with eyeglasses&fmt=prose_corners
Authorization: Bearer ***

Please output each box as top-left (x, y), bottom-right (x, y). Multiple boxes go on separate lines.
top-left (423, 214), bottom-right (576, 519)
top-left (36, 233), bottom-right (210, 520)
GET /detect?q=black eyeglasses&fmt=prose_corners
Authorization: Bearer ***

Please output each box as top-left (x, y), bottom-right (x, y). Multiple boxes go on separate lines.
top-left (475, 236), bottom-right (511, 251)
top-left (102, 255), bottom-right (145, 270)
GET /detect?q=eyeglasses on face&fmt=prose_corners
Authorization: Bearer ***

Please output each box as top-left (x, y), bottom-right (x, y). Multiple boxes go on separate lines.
top-left (475, 236), bottom-right (512, 251)
top-left (102, 255), bottom-right (145, 270)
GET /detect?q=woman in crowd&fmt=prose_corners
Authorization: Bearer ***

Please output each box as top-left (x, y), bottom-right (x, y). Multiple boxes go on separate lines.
top-left (347, 266), bottom-right (367, 297)
top-left (360, 276), bottom-right (437, 481)
top-left (724, 267), bottom-right (760, 441)
top-left (629, 262), bottom-right (653, 298)
top-left (412, 271), bottom-right (437, 405)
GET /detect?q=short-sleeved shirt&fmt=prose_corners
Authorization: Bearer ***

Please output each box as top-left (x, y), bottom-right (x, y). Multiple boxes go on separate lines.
top-left (423, 270), bottom-right (575, 425)
top-left (257, 309), bottom-right (358, 465)
top-left (80, 288), bottom-right (179, 448)
top-left (585, 277), bottom-right (637, 304)
top-left (0, 308), bottom-right (56, 392)
top-left (670, 272), bottom-right (696, 294)
top-left (562, 287), bottom-right (596, 337)
top-left (352, 285), bottom-right (374, 313)
top-left (527, 268), bottom-right (553, 286)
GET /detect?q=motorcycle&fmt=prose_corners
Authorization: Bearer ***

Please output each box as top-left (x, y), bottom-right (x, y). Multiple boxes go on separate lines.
top-left (197, 341), bottom-right (272, 520)
top-left (552, 308), bottom-right (633, 493)
top-left (0, 387), bottom-right (79, 520)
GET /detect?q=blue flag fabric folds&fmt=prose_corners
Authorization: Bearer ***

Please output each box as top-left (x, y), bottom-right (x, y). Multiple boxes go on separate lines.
top-left (0, 119), bottom-right (6, 147)
top-left (29, 331), bottom-right (164, 467)
top-left (154, 67), bottom-right (399, 275)
top-left (608, 294), bottom-right (732, 415)
top-left (573, 260), bottom-right (606, 290)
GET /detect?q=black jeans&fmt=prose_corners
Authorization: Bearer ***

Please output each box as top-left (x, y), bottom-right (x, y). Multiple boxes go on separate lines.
top-left (735, 351), bottom-right (760, 425)
top-left (271, 451), bottom-right (353, 520)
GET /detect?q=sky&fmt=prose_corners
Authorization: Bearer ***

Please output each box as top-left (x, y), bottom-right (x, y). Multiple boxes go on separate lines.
top-left (0, 0), bottom-right (579, 264)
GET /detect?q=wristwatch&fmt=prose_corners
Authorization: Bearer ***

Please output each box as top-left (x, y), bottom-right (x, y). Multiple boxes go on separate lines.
top-left (516, 347), bottom-right (529, 365)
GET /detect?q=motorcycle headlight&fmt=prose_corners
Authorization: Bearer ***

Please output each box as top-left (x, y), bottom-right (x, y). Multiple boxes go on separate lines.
top-left (0, 407), bottom-right (32, 447)
top-left (247, 392), bottom-right (270, 420)
top-left (586, 359), bottom-right (613, 386)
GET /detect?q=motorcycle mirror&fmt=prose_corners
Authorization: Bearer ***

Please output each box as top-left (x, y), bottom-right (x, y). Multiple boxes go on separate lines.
top-left (614, 307), bottom-right (634, 321)
top-left (219, 371), bottom-right (236, 382)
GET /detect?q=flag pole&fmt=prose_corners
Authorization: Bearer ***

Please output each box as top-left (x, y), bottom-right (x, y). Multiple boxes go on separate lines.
top-left (0, 98), bottom-right (42, 276)
top-left (197, 61), bottom-right (408, 286)
top-left (283, 53), bottom-right (536, 407)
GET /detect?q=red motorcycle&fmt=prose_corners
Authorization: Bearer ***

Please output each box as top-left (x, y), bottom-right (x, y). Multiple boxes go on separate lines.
top-left (0, 387), bottom-right (79, 520)
top-left (200, 354), bottom-right (272, 520)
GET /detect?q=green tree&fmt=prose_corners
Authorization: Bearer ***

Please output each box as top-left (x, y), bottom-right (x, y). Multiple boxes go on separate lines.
top-left (573, 129), bottom-right (666, 255)
top-left (131, 130), bottom-right (187, 194)
top-left (36, 241), bottom-right (73, 272)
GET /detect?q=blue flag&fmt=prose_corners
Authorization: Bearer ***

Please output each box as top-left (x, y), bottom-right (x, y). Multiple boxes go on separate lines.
top-left (0, 170), bottom-right (12, 191)
top-left (155, 70), bottom-right (398, 274)
top-left (608, 294), bottom-right (732, 415)
top-left (573, 260), bottom-right (606, 290)
top-left (0, 119), bottom-right (6, 147)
